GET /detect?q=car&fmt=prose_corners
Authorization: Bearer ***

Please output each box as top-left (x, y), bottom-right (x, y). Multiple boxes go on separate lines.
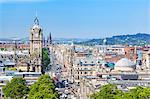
top-left (64, 89), bottom-right (69, 93)
top-left (64, 81), bottom-right (69, 87)
top-left (55, 88), bottom-right (59, 90)
top-left (60, 94), bottom-right (67, 98)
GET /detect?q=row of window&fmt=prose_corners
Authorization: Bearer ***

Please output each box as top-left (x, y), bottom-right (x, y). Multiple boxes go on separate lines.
top-left (77, 71), bottom-right (93, 75)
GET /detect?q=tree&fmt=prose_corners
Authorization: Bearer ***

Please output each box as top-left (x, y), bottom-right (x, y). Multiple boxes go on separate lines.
top-left (90, 84), bottom-right (123, 99)
top-left (29, 74), bottom-right (59, 99)
top-left (2, 78), bottom-right (29, 99)
top-left (42, 48), bottom-right (50, 73)
top-left (123, 86), bottom-right (150, 99)
top-left (0, 48), bottom-right (4, 51)
top-left (90, 84), bottom-right (150, 99)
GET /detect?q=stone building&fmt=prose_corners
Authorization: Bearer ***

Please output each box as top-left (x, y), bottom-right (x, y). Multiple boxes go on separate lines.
top-left (29, 17), bottom-right (43, 72)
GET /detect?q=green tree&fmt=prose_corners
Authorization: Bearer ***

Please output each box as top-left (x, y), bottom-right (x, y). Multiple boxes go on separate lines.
top-left (140, 87), bottom-right (150, 99)
top-left (29, 74), bottom-right (59, 99)
top-left (2, 78), bottom-right (29, 99)
top-left (91, 84), bottom-right (150, 99)
top-left (42, 48), bottom-right (50, 73)
top-left (91, 84), bottom-right (123, 99)
top-left (123, 86), bottom-right (150, 99)
top-left (123, 86), bottom-right (143, 99)
top-left (0, 48), bottom-right (4, 51)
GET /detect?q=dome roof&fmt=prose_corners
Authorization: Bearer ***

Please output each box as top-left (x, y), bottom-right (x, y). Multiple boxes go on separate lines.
top-left (115, 58), bottom-right (135, 68)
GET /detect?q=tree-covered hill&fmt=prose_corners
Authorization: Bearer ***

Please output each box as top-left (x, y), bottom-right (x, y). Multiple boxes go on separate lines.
top-left (79, 33), bottom-right (150, 45)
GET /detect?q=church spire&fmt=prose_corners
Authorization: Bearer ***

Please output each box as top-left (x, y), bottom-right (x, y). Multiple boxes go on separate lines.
top-left (49, 32), bottom-right (52, 44)
top-left (46, 32), bottom-right (52, 45)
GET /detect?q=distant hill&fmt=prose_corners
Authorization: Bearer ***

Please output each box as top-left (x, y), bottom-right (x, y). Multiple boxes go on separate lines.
top-left (53, 38), bottom-right (90, 44)
top-left (0, 37), bottom-right (89, 44)
top-left (78, 33), bottom-right (150, 45)
top-left (1, 33), bottom-right (150, 45)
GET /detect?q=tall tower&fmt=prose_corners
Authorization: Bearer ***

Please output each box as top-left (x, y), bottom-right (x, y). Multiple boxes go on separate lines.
top-left (47, 32), bottom-right (52, 45)
top-left (30, 17), bottom-right (43, 72)
top-left (49, 32), bottom-right (52, 44)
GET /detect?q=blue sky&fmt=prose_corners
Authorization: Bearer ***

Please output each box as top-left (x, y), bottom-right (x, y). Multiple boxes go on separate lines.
top-left (0, 0), bottom-right (149, 39)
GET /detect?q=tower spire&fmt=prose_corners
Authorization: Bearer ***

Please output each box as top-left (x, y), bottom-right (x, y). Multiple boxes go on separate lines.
top-left (34, 10), bottom-right (39, 25)
top-left (49, 32), bottom-right (52, 44)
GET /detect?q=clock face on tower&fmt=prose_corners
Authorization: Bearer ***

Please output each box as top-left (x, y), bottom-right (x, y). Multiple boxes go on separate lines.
top-left (34, 28), bottom-right (39, 33)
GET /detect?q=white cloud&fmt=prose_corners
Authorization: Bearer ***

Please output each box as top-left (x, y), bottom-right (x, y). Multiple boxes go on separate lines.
top-left (0, 0), bottom-right (50, 3)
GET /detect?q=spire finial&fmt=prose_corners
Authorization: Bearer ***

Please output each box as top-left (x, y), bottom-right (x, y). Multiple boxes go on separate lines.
top-left (34, 10), bottom-right (39, 25)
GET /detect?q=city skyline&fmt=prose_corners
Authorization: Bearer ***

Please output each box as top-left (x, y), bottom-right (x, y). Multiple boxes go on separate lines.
top-left (0, 0), bottom-right (150, 39)
top-left (0, 1), bottom-right (150, 98)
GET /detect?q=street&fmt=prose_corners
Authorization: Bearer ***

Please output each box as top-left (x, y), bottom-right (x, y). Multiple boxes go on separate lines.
top-left (46, 46), bottom-right (77, 99)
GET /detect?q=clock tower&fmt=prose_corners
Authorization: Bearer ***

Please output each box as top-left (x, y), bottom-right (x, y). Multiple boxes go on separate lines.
top-left (30, 17), bottom-right (43, 72)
